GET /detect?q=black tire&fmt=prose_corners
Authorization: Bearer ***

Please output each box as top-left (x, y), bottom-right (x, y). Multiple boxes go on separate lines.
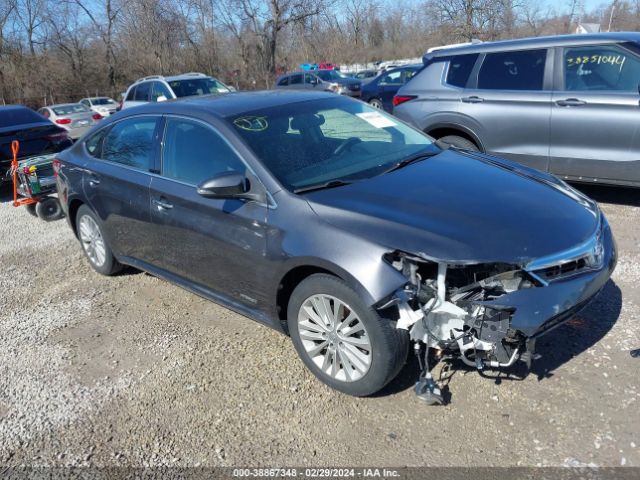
top-left (35, 196), bottom-right (64, 221)
top-left (368, 98), bottom-right (383, 110)
top-left (287, 274), bottom-right (409, 397)
top-left (25, 203), bottom-right (38, 217)
top-left (437, 134), bottom-right (479, 151)
top-left (75, 204), bottom-right (122, 276)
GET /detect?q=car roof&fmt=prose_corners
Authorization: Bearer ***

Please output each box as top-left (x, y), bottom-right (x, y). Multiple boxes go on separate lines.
top-left (120, 90), bottom-right (337, 118)
top-left (426, 32), bottom-right (640, 58)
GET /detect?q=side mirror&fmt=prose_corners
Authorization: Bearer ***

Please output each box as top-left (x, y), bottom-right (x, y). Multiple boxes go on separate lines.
top-left (197, 171), bottom-right (249, 198)
top-left (156, 95), bottom-right (167, 102)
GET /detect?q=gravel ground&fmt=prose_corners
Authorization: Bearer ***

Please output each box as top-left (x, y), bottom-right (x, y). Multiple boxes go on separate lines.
top-left (0, 183), bottom-right (639, 468)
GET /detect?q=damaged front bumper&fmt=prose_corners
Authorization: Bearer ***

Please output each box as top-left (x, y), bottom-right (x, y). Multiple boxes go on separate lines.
top-left (382, 214), bottom-right (617, 370)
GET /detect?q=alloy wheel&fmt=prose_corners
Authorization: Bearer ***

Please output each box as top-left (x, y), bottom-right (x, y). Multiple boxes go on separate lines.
top-left (297, 294), bottom-right (372, 382)
top-left (78, 215), bottom-right (106, 267)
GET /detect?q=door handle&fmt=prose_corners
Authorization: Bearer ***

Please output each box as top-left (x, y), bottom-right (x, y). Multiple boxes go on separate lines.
top-left (556, 98), bottom-right (586, 107)
top-left (152, 198), bottom-right (173, 210)
top-left (88, 176), bottom-right (100, 187)
top-left (461, 96), bottom-right (484, 104)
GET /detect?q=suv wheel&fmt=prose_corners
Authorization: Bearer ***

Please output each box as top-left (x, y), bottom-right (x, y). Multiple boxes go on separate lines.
top-left (76, 205), bottom-right (122, 275)
top-left (369, 98), bottom-right (383, 109)
top-left (437, 134), bottom-right (478, 151)
top-left (287, 274), bottom-right (409, 396)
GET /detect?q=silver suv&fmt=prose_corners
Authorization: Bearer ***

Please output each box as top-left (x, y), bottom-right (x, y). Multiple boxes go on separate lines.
top-left (121, 73), bottom-right (233, 110)
top-left (393, 32), bottom-right (640, 187)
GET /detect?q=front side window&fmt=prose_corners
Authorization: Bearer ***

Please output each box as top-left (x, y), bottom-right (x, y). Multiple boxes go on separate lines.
top-left (304, 73), bottom-right (318, 84)
top-left (229, 96), bottom-right (437, 191)
top-left (564, 45), bottom-right (640, 91)
top-left (102, 117), bottom-right (158, 169)
top-left (478, 49), bottom-right (547, 90)
top-left (162, 118), bottom-right (245, 185)
top-left (445, 53), bottom-right (479, 88)
top-left (151, 82), bottom-right (172, 101)
top-left (379, 70), bottom-right (403, 85)
top-left (85, 128), bottom-right (110, 157)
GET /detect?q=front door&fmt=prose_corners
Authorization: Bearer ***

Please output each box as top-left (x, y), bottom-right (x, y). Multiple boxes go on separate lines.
top-left (549, 43), bottom-right (640, 185)
top-left (148, 116), bottom-right (270, 309)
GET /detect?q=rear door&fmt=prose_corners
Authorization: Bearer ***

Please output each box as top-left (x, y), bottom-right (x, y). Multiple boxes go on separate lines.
top-left (148, 115), bottom-right (269, 308)
top-left (460, 48), bottom-right (553, 171)
top-left (82, 115), bottom-right (161, 261)
top-left (377, 70), bottom-right (404, 111)
top-left (549, 42), bottom-right (640, 185)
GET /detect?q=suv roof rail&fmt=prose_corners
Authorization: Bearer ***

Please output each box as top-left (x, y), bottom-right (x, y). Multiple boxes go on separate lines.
top-left (182, 72), bottom-right (207, 77)
top-left (135, 75), bottom-right (164, 83)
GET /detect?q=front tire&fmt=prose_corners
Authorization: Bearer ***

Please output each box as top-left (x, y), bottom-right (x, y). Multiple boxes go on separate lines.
top-left (437, 134), bottom-right (478, 151)
top-left (287, 274), bottom-right (408, 396)
top-left (76, 204), bottom-right (122, 275)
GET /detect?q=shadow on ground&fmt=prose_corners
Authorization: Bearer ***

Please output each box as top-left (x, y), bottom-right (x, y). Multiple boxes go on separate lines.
top-left (572, 183), bottom-right (640, 207)
top-left (378, 280), bottom-right (622, 397)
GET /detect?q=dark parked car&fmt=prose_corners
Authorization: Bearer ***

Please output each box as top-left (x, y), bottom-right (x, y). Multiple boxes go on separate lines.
top-left (313, 69), bottom-right (362, 97)
top-left (1, 105), bottom-right (72, 181)
top-left (55, 91), bottom-right (615, 401)
top-left (360, 65), bottom-right (422, 112)
top-left (353, 70), bottom-right (377, 81)
top-left (394, 32), bottom-right (640, 187)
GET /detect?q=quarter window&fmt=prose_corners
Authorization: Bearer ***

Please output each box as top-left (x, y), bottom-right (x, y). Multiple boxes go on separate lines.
top-left (85, 128), bottom-right (110, 157)
top-left (478, 49), bottom-right (547, 90)
top-left (125, 87), bottom-right (136, 101)
top-left (102, 117), bottom-right (158, 170)
top-left (277, 76), bottom-right (289, 86)
top-left (564, 45), bottom-right (640, 91)
top-left (162, 118), bottom-right (245, 185)
top-left (445, 54), bottom-right (479, 88)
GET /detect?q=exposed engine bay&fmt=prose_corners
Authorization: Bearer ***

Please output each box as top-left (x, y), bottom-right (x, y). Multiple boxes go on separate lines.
top-left (382, 252), bottom-right (545, 404)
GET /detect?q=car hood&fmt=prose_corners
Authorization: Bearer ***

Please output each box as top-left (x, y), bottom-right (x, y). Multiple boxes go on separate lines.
top-left (304, 150), bottom-right (600, 265)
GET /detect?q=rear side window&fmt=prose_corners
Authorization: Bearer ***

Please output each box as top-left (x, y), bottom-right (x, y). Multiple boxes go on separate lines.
top-left (446, 54), bottom-right (479, 88)
top-left (277, 76), bottom-right (289, 86)
top-left (133, 82), bottom-right (151, 101)
top-left (162, 118), bottom-right (245, 185)
top-left (102, 117), bottom-right (158, 169)
top-left (478, 49), bottom-right (547, 90)
top-left (289, 74), bottom-right (303, 85)
top-left (564, 45), bottom-right (640, 92)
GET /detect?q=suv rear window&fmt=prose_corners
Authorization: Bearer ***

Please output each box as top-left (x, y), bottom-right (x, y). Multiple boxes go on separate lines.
top-left (478, 49), bottom-right (547, 91)
top-left (446, 54), bottom-right (479, 88)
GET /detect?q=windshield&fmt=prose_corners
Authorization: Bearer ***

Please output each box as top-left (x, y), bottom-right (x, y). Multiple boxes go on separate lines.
top-left (316, 70), bottom-right (349, 81)
top-left (91, 98), bottom-right (116, 105)
top-left (52, 104), bottom-right (90, 115)
top-left (169, 78), bottom-right (230, 97)
top-left (228, 97), bottom-right (438, 192)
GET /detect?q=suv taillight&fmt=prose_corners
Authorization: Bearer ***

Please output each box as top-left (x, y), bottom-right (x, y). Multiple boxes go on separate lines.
top-left (52, 158), bottom-right (61, 177)
top-left (392, 95), bottom-right (416, 107)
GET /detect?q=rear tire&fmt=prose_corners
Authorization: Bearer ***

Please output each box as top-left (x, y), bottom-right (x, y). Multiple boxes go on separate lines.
top-left (35, 196), bottom-right (64, 221)
top-left (437, 134), bottom-right (479, 151)
top-left (287, 274), bottom-right (409, 397)
top-left (75, 204), bottom-right (122, 275)
top-left (369, 98), bottom-right (383, 109)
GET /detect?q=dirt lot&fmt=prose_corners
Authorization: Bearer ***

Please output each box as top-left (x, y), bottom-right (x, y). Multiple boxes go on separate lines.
top-left (0, 184), bottom-right (639, 468)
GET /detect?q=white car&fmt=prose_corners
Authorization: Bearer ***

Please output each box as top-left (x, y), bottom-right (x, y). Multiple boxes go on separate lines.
top-left (121, 72), bottom-right (233, 110)
top-left (79, 97), bottom-right (118, 117)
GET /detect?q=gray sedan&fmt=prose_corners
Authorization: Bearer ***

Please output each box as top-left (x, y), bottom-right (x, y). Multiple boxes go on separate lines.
top-left (38, 103), bottom-right (102, 140)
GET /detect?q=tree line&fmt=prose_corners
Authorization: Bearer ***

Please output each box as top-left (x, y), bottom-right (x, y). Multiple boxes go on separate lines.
top-left (0, 0), bottom-right (638, 108)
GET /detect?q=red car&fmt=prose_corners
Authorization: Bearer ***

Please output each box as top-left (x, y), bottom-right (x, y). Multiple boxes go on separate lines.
top-left (318, 63), bottom-right (337, 70)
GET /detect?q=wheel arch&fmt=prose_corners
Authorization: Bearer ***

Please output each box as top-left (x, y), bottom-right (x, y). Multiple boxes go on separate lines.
top-left (67, 197), bottom-right (85, 237)
top-left (425, 122), bottom-right (485, 152)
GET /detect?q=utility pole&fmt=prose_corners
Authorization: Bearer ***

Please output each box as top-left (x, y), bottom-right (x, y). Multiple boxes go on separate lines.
top-left (608, 0), bottom-right (618, 32)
